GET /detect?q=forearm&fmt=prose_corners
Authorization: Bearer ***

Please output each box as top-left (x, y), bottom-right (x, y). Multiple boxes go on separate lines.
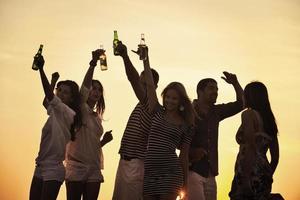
top-left (270, 159), bottom-right (279, 175)
top-left (270, 138), bottom-right (279, 175)
top-left (142, 55), bottom-right (157, 111)
top-left (180, 152), bottom-right (189, 189)
top-left (39, 69), bottom-right (54, 101)
top-left (43, 78), bottom-right (58, 108)
top-left (143, 57), bottom-right (155, 90)
top-left (233, 81), bottom-right (244, 104)
top-left (122, 55), bottom-right (140, 82)
top-left (82, 65), bottom-right (96, 89)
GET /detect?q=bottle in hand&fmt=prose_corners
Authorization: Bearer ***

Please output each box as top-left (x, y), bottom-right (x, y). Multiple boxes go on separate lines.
top-left (32, 44), bottom-right (43, 70)
top-left (99, 45), bottom-right (107, 71)
top-left (138, 33), bottom-right (147, 60)
top-left (113, 30), bottom-right (120, 56)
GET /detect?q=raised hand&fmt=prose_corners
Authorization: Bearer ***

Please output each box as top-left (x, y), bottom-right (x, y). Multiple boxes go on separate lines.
top-left (101, 130), bottom-right (113, 147)
top-left (115, 41), bottom-right (128, 58)
top-left (90, 49), bottom-right (105, 67)
top-left (132, 45), bottom-right (148, 60)
top-left (51, 72), bottom-right (60, 83)
top-left (221, 71), bottom-right (238, 85)
top-left (35, 55), bottom-right (45, 70)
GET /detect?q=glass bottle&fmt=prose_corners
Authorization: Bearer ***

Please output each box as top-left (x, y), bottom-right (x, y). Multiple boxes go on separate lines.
top-left (138, 33), bottom-right (147, 60)
top-left (113, 30), bottom-right (120, 55)
top-left (99, 45), bottom-right (107, 71)
top-left (32, 44), bottom-right (43, 70)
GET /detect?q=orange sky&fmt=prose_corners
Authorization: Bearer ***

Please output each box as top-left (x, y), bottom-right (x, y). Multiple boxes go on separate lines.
top-left (1, 0), bottom-right (300, 199)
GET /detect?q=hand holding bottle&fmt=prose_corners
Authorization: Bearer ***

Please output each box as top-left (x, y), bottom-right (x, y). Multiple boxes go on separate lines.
top-left (90, 49), bottom-right (105, 67)
top-left (35, 55), bottom-right (45, 70)
top-left (132, 33), bottom-right (148, 60)
top-left (115, 41), bottom-right (128, 58)
top-left (32, 44), bottom-right (44, 70)
top-left (132, 45), bottom-right (148, 60)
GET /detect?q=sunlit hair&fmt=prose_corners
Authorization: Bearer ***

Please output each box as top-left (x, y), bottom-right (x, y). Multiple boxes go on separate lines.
top-left (244, 81), bottom-right (278, 137)
top-left (141, 68), bottom-right (159, 86)
top-left (91, 80), bottom-right (105, 117)
top-left (57, 80), bottom-right (82, 141)
top-left (161, 82), bottom-right (195, 126)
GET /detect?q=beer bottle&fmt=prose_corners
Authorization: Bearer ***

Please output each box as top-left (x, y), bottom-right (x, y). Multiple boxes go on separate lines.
top-left (32, 44), bottom-right (43, 70)
top-left (113, 30), bottom-right (120, 55)
top-left (99, 45), bottom-right (107, 71)
top-left (138, 33), bottom-right (147, 60)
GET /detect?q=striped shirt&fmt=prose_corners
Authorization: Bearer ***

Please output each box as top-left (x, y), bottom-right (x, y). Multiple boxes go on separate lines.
top-left (118, 102), bottom-right (151, 159)
top-left (143, 106), bottom-right (193, 195)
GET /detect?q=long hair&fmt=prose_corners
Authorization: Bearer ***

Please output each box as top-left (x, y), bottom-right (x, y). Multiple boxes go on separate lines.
top-left (161, 82), bottom-right (195, 126)
top-left (244, 81), bottom-right (278, 137)
top-left (57, 80), bottom-right (82, 141)
top-left (92, 80), bottom-right (105, 117)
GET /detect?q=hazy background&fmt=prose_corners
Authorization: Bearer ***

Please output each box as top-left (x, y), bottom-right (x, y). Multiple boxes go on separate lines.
top-left (1, 0), bottom-right (299, 199)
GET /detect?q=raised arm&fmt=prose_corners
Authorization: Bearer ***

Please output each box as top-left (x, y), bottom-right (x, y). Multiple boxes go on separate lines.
top-left (43, 72), bottom-right (59, 109)
top-left (82, 50), bottom-right (102, 89)
top-left (36, 55), bottom-right (54, 102)
top-left (221, 71), bottom-right (244, 105)
top-left (143, 48), bottom-right (158, 113)
top-left (116, 42), bottom-right (146, 102)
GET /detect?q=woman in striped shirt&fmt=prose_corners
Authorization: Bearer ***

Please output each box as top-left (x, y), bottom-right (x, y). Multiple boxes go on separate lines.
top-left (141, 47), bottom-right (195, 200)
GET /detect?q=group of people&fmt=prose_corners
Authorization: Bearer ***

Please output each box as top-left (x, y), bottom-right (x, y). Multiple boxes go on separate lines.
top-left (29, 40), bottom-right (280, 200)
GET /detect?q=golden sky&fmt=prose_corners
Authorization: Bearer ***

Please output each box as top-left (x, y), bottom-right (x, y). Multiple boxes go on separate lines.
top-left (0, 0), bottom-right (300, 199)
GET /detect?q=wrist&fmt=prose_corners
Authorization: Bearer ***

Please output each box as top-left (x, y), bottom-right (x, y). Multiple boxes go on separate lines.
top-left (89, 60), bottom-right (97, 67)
top-left (121, 54), bottom-right (129, 59)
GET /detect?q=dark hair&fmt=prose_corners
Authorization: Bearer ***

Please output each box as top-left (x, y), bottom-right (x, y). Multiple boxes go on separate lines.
top-left (57, 80), bottom-right (82, 141)
top-left (244, 81), bottom-right (278, 137)
top-left (161, 82), bottom-right (195, 126)
top-left (196, 78), bottom-right (217, 94)
top-left (141, 68), bottom-right (159, 86)
top-left (92, 80), bottom-right (105, 117)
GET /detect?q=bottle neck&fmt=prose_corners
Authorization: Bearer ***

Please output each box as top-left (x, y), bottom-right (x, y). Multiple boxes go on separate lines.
top-left (114, 32), bottom-right (118, 40)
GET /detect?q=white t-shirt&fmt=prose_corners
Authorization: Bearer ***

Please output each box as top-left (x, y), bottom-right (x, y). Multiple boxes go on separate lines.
top-left (34, 95), bottom-right (75, 182)
top-left (65, 86), bottom-right (104, 182)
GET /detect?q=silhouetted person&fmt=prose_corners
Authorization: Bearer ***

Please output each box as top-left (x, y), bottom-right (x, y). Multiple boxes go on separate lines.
top-left (65, 50), bottom-right (113, 200)
top-left (29, 55), bottom-right (81, 200)
top-left (229, 81), bottom-right (279, 200)
top-left (142, 47), bottom-right (195, 200)
top-left (112, 42), bottom-right (159, 200)
top-left (188, 73), bottom-right (243, 200)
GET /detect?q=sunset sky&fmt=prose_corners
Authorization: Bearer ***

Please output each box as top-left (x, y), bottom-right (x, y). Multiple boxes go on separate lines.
top-left (0, 0), bottom-right (300, 199)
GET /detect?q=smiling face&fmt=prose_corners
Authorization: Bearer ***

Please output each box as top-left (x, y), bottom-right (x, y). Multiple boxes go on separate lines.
top-left (88, 81), bottom-right (103, 103)
top-left (163, 88), bottom-right (180, 112)
top-left (56, 84), bottom-right (73, 105)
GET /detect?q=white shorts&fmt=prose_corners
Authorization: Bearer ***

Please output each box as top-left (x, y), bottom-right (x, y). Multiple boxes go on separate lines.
top-left (187, 170), bottom-right (217, 200)
top-left (65, 160), bottom-right (103, 182)
top-left (112, 158), bottom-right (144, 200)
